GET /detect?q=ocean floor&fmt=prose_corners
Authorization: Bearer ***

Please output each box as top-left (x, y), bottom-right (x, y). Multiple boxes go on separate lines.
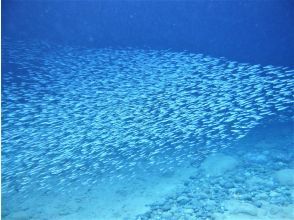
top-left (136, 123), bottom-right (294, 220)
top-left (3, 123), bottom-right (294, 220)
top-left (3, 163), bottom-right (196, 220)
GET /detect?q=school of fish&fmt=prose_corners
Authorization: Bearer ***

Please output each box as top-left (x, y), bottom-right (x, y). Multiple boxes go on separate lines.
top-left (2, 39), bottom-right (293, 198)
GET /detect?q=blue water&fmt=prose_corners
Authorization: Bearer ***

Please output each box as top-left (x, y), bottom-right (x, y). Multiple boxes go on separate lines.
top-left (2, 1), bottom-right (294, 220)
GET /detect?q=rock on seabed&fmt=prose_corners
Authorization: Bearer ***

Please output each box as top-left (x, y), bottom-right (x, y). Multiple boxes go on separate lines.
top-left (200, 153), bottom-right (239, 176)
top-left (274, 169), bottom-right (294, 186)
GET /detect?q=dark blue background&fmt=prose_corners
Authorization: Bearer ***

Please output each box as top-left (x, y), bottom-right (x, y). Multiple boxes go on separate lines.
top-left (2, 0), bottom-right (294, 67)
